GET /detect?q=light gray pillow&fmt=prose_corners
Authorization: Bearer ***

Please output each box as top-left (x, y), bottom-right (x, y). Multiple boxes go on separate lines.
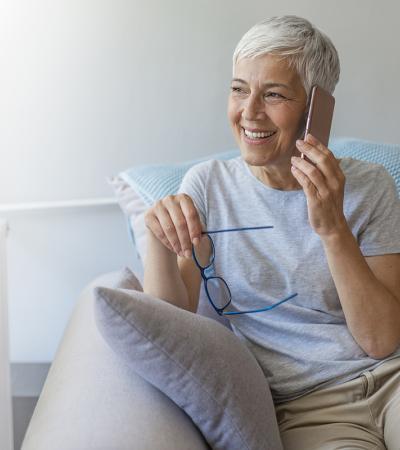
top-left (93, 285), bottom-right (283, 450)
top-left (111, 266), bottom-right (143, 291)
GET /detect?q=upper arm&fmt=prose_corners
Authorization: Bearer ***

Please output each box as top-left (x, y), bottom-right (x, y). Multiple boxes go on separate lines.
top-left (177, 255), bottom-right (202, 313)
top-left (365, 253), bottom-right (400, 303)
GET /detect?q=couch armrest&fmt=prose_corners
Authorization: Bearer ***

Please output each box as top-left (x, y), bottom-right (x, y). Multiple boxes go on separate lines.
top-left (22, 271), bottom-right (209, 450)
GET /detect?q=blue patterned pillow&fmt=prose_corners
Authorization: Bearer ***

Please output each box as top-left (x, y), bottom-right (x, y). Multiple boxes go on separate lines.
top-left (119, 137), bottom-right (400, 207)
top-left (119, 149), bottom-right (239, 206)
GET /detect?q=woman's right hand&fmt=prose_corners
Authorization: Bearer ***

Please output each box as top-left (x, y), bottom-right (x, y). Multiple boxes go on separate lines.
top-left (144, 194), bottom-right (203, 259)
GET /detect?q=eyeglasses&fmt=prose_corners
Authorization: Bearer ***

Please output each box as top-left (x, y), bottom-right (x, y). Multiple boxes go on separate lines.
top-left (192, 226), bottom-right (298, 316)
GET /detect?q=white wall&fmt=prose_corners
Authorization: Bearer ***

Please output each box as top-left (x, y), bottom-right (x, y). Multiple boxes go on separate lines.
top-left (1, 0), bottom-right (400, 362)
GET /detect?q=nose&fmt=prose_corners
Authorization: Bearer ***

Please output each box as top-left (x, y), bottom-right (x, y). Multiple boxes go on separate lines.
top-left (242, 94), bottom-right (265, 121)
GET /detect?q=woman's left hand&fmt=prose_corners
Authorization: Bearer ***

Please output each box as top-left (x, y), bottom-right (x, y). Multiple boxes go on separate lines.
top-left (291, 133), bottom-right (348, 239)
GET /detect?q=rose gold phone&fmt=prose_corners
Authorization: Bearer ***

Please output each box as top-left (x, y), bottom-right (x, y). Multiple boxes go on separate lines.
top-left (301, 85), bottom-right (335, 160)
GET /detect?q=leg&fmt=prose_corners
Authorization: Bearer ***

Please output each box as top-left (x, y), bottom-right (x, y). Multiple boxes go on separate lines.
top-left (280, 423), bottom-right (385, 450)
top-left (366, 357), bottom-right (400, 450)
top-left (384, 393), bottom-right (400, 450)
top-left (276, 374), bottom-right (386, 450)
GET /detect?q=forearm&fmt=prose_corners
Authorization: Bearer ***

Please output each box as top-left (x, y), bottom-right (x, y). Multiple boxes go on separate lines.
top-left (321, 227), bottom-right (400, 359)
top-left (143, 229), bottom-right (190, 311)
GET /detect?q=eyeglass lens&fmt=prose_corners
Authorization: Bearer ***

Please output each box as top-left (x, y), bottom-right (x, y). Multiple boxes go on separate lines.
top-left (193, 236), bottom-right (231, 310)
top-left (192, 235), bottom-right (214, 268)
top-left (205, 277), bottom-right (231, 310)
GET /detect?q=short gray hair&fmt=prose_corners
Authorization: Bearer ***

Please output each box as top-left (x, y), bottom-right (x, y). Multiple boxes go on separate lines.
top-left (232, 15), bottom-right (340, 99)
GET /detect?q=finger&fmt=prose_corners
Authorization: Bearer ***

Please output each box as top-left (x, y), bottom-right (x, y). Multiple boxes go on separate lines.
top-left (145, 213), bottom-right (175, 253)
top-left (298, 134), bottom-right (345, 192)
top-left (156, 202), bottom-right (185, 256)
top-left (306, 134), bottom-right (346, 188)
top-left (296, 136), bottom-right (338, 179)
top-left (163, 197), bottom-right (193, 258)
top-left (291, 164), bottom-right (319, 198)
top-left (305, 133), bottom-right (328, 151)
top-left (291, 156), bottom-right (329, 197)
top-left (179, 195), bottom-right (203, 245)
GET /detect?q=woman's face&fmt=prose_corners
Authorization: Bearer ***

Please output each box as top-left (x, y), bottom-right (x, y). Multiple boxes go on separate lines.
top-left (227, 53), bottom-right (308, 168)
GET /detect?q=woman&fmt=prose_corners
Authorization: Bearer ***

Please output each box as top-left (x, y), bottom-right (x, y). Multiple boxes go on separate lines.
top-left (143, 15), bottom-right (400, 449)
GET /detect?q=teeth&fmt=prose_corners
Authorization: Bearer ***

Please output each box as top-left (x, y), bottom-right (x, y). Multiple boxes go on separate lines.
top-left (244, 129), bottom-right (275, 139)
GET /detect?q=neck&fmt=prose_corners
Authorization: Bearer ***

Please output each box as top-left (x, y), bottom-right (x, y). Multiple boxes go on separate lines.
top-left (250, 165), bottom-right (302, 191)
top-left (247, 147), bottom-right (303, 191)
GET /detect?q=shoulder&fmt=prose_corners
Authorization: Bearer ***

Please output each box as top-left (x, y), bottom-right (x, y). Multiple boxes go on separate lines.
top-left (183, 156), bottom-right (243, 181)
top-left (340, 158), bottom-right (399, 230)
top-left (340, 157), bottom-right (396, 195)
top-left (340, 157), bottom-right (385, 178)
top-left (178, 157), bottom-right (242, 200)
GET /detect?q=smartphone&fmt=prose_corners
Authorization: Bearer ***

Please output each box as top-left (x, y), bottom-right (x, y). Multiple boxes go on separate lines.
top-left (301, 85), bottom-right (335, 161)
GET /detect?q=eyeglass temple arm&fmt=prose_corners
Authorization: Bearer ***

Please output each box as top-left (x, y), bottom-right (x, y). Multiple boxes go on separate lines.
top-left (222, 292), bottom-right (298, 316)
top-left (202, 225), bottom-right (274, 235)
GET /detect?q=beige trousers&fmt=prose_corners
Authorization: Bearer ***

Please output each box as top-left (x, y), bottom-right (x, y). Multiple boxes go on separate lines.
top-left (275, 357), bottom-right (400, 450)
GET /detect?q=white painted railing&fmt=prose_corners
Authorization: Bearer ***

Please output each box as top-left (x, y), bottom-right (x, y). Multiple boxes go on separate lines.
top-left (0, 197), bottom-right (117, 214)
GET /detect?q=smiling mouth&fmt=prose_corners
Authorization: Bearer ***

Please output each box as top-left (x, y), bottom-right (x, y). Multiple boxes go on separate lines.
top-left (241, 127), bottom-right (277, 144)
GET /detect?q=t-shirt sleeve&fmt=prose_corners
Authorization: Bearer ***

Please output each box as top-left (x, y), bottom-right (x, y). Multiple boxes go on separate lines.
top-left (177, 163), bottom-right (208, 229)
top-left (358, 165), bottom-right (400, 256)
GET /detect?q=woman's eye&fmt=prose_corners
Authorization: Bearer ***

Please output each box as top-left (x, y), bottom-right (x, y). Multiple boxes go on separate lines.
top-left (230, 87), bottom-right (285, 100)
top-left (265, 92), bottom-right (284, 99)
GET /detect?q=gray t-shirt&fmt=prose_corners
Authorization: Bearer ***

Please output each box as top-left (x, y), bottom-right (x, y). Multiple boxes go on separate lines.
top-left (178, 155), bottom-right (400, 404)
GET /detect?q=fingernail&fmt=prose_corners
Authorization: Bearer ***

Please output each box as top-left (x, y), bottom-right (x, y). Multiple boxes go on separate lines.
top-left (184, 249), bottom-right (191, 258)
top-left (296, 139), bottom-right (304, 146)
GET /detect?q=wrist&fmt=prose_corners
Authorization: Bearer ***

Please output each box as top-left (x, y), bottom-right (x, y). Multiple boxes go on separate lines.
top-left (320, 224), bottom-right (355, 249)
top-left (145, 228), bottom-right (176, 258)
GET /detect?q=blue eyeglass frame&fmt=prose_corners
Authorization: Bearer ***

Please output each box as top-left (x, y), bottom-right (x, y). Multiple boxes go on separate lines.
top-left (191, 226), bottom-right (298, 316)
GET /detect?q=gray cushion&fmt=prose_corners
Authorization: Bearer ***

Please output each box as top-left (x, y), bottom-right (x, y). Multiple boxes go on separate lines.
top-left (112, 266), bottom-right (143, 290)
top-left (94, 280), bottom-right (283, 450)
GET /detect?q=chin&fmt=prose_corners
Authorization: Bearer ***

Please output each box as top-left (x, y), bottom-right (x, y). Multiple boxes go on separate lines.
top-left (239, 145), bottom-right (275, 164)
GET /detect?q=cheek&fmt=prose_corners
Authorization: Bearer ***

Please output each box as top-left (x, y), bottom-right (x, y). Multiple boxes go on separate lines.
top-left (268, 107), bottom-right (289, 126)
top-left (227, 100), bottom-right (240, 125)
top-left (273, 108), bottom-right (304, 134)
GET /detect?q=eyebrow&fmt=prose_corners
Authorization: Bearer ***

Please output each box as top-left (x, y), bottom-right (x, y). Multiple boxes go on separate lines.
top-left (231, 78), bottom-right (290, 89)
